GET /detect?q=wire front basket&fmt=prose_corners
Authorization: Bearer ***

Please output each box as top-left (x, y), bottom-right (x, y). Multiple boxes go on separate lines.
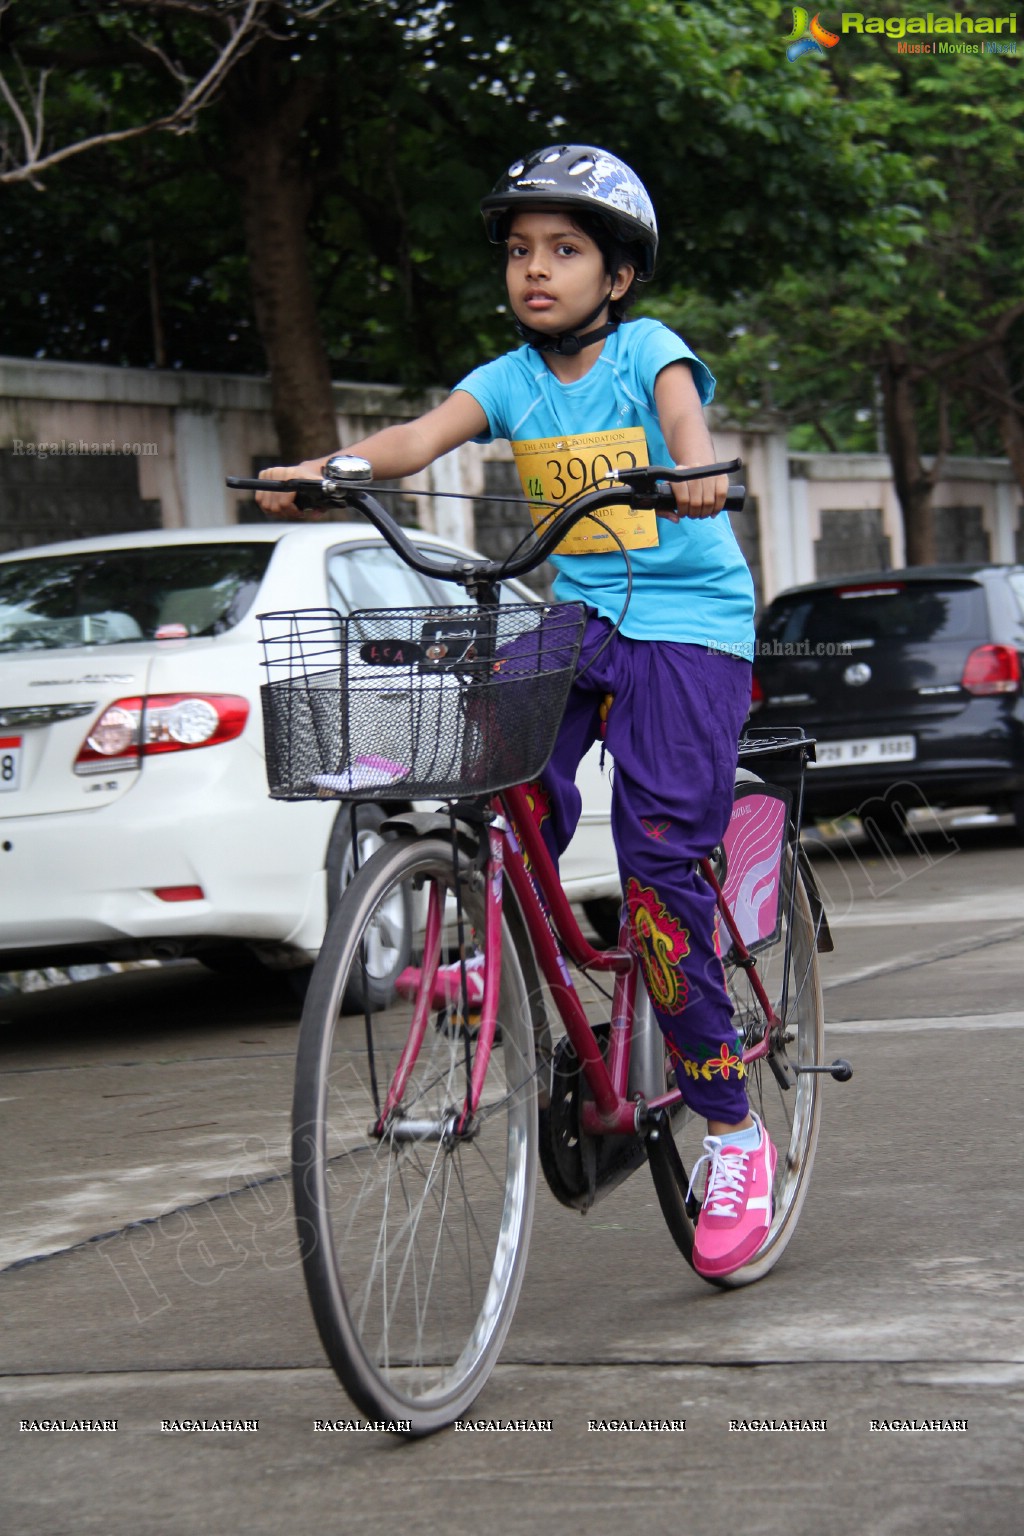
top-left (259, 603), bottom-right (587, 801)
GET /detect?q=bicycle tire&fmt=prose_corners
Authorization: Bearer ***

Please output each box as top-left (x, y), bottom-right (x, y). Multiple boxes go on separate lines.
top-left (647, 843), bottom-right (824, 1286)
top-left (292, 834), bottom-right (537, 1434)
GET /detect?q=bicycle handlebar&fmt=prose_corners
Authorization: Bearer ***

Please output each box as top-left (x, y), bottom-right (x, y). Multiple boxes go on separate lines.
top-left (226, 458), bottom-right (745, 593)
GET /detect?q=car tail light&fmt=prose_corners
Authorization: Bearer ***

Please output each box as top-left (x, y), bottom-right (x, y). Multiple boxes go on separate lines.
top-left (749, 674), bottom-right (764, 713)
top-left (74, 694), bottom-right (249, 773)
top-left (960, 645), bottom-right (1021, 697)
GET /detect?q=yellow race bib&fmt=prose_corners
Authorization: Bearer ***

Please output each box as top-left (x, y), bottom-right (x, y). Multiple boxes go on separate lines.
top-left (512, 427), bottom-right (660, 556)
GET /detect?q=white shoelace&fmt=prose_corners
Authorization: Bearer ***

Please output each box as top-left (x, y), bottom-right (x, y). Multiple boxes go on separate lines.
top-left (687, 1137), bottom-right (750, 1218)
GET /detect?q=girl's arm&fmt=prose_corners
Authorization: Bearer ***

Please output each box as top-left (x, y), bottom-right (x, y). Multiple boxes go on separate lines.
top-left (653, 362), bottom-right (729, 520)
top-left (255, 390), bottom-right (489, 519)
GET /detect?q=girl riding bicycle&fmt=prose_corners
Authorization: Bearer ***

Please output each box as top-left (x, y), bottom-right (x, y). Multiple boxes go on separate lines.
top-left (256, 143), bottom-right (771, 1280)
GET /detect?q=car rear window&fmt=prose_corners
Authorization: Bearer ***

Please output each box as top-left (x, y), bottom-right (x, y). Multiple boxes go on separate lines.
top-left (0, 543), bottom-right (274, 651)
top-left (760, 580), bottom-right (988, 648)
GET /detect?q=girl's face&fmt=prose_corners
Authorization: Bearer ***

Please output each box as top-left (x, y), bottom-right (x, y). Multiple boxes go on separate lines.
top-left (504, 210), bottom-right (633, 339)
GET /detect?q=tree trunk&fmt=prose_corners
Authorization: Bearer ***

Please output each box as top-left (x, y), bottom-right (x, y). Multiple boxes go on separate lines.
top-left (147, 239), bottom-right (167, 369)
top-left (880, 341), bottom-right (936, 566)
top-left (222, 68), bottom-right (338, 464)
top-left (973, 343), bottom-right (1024, 495)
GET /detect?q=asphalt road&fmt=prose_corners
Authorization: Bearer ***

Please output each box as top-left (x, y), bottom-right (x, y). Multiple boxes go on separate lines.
top-left (2, 819), bottom-right (1023, 1535)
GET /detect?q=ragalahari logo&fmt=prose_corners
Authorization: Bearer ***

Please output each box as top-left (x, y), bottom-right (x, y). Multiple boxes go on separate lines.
top-left (786, 8), bottom-right (841, 59)
top-left (785, 9), bottom-right (1018, 59)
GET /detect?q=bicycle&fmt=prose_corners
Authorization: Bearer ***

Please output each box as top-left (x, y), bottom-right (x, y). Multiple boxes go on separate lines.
top-left (228, 454), bottom-right (851, 1437)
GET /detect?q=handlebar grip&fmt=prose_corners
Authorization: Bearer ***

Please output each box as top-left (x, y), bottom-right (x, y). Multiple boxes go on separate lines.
top-left (226, 475), bottom-right (333, 512)
top-left (227, 476), bottom-right (291, 492)
top-left (650, 484), bottom-right (746, 514)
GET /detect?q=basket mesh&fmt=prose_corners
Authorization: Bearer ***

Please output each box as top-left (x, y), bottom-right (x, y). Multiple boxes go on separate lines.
top-left (259, 603), bottom-right (586, 800)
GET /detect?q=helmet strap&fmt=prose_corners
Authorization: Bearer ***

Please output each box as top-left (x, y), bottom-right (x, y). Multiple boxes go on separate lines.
top-left (513, 290), bottom-right (618, 356)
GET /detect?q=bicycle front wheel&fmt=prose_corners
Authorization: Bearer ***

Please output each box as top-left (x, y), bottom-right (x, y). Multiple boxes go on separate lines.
top-left (648, 846), bottom-right (824, 1286)
top-left (292, 834), bottom-right (537, 1434)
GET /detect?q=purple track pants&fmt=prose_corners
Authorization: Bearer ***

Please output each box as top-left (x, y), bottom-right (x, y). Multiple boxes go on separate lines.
top-left (532, 616), bottom-right (753, 1123)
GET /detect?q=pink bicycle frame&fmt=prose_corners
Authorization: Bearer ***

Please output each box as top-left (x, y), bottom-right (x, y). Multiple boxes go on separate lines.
top-left (374, 781), bottom-right (784, 1140)
top-left (495, 785), bottom-right (782, 1136)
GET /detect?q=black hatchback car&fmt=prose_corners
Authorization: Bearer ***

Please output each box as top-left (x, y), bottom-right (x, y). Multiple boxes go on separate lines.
top-left (751, 564), bottom-right (1024, 836)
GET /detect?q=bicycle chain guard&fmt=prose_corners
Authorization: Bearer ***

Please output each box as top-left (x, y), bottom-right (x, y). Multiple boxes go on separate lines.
top-left (538, 1024), bottom-right (650, 1213)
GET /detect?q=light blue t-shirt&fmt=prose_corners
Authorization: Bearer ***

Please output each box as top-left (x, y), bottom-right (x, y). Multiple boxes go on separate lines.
top-left (454, 318), bottom-right (754, 655)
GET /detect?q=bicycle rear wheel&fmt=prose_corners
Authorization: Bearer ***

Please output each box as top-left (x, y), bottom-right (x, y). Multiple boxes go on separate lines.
top-left (648, 845), bottom-right (824, 1285)
top-left (292, 834), bottom-right (537, 1434)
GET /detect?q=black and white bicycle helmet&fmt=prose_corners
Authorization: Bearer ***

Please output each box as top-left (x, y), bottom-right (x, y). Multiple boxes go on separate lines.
top-left (481, 144), bottom-right (659, 281)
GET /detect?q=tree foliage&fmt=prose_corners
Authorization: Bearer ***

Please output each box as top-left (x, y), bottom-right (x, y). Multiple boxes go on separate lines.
top-left (2, 1), bottom-right (895, 380)
top-left (0, 0), bottom-right (291, 371)
top-left (0, 0), bottom-right (275, 183)
top-left (654, 10), bottom-right (1024, 555)
top-left (2, 0), bottom-right (1021, 524)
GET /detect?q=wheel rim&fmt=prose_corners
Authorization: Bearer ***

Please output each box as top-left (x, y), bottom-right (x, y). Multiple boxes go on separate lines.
top-left (296, 850), bottom-right (536, 1424)
top-left (342, 828), bottom-right (385, 879)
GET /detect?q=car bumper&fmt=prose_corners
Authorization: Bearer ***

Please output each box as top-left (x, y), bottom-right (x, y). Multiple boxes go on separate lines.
top-left (753, 700), bottom-right (1024, 820)
top-left (0, 743), bottom-right (335, 965)
top-left (785, 749), bottom-right (1024, 820)
top-left (800, 766), bottom-right (1024, 818)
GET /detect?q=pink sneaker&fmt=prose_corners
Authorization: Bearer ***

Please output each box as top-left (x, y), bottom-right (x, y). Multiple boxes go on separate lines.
top-left (395, 951), bottom-right (486, 1010)
top-left (688, 1115), bottom-right (777, 1278)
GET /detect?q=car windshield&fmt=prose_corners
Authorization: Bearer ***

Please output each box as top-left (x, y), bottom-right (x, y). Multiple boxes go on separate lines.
top-left (761, 580), bottom-right (988, 648)
top-left (0, 543), bottom-right (274, 651)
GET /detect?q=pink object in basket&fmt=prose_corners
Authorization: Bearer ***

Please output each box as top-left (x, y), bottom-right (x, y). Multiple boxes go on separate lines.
top-left (720, 789), bottom-right (789, 950)
top-left (311, 754), bottom-right (410, 795)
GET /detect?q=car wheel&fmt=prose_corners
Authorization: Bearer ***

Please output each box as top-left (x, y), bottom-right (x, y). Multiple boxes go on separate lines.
top-left (582, 895), bottom-right (624, 947)
top-left (326, 803), bottom-right (412, 1011)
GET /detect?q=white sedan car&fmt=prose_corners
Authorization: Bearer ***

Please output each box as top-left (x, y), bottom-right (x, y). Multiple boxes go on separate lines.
top-left (0, 523), bottom-right (620, 986)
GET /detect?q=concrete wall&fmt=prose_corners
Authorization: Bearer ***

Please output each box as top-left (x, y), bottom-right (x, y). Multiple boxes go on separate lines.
top-left (787, 451), bottom-right (1022, 579)
top-left (0, 356), bottom-right (458, 540)
top-left (1, 357), bottom-right (1020, 602)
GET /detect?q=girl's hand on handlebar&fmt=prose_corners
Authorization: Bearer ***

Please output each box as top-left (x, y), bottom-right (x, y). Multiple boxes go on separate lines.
top-left (658, 466), bottom-right (729, 522)
top-left (256, 460), bottom-right (328, 520)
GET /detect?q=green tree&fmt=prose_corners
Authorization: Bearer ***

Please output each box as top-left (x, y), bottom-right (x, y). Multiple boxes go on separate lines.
top-left (1, 0), bottom-right (912, 464)
top-left (0, 0), bottom-right (273, 182)
top-left (212, 0), bottom-right (904, 456)
top-left (658, 18), bottom-right (1024, 563)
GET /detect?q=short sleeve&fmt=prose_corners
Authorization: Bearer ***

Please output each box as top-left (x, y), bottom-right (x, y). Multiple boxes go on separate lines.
top-left (452, 356), bottom-right (510, 443)
top-left (631, 319), bottom-right (716, 406)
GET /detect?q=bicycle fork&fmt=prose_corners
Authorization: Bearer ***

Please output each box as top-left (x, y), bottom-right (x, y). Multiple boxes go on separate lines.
top-left (370, 820), bottom-right (509, 1143)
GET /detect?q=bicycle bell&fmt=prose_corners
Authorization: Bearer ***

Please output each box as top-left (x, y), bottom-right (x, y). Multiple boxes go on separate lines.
top-left (323, 453), bottom-right (373, 484)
